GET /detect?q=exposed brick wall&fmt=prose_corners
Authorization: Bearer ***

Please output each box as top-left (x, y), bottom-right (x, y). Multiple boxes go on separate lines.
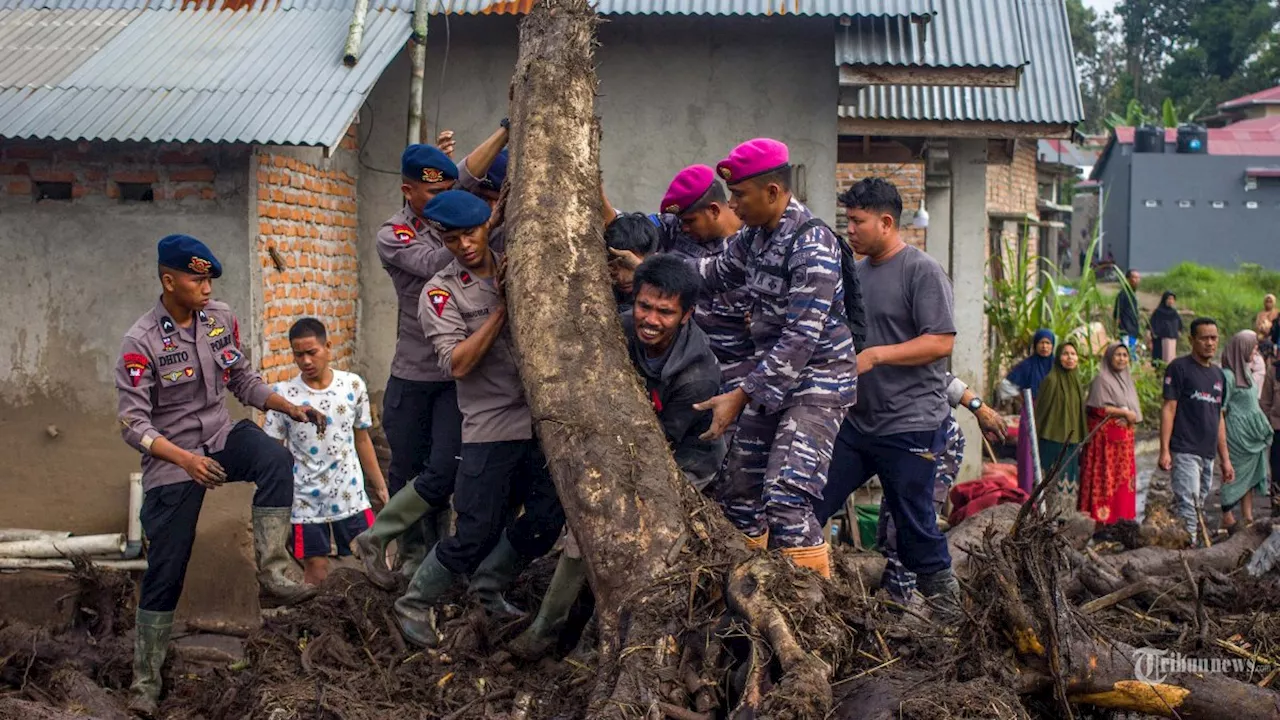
top-left (254, 151), bottom-right (359, 385)
top-left (0, 140), bottom-right (244, 203)
top-left (835, 162), bottom-right (927, 250)
top-left (986, 140), bottom-right (1041, 280)
top-left (986, 140), bottom-right (1039, 215)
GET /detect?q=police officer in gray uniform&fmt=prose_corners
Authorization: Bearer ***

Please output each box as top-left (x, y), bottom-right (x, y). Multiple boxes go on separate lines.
top-left (394, 191), bottom-right (565, 647)
top-left (357, 145), bottom-right (464, 583)
top-left (116, 235), bottom-right (326, 717)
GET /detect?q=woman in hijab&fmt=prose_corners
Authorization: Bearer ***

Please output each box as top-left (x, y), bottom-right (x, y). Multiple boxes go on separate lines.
top-left (1078, 343), bottom-right (1141, 524)
top-left (1254, 294), bottom-right (1278, 338)
top-left (1220, 330), bottom-right (1273, 532)
top-left (1149, 291), bottom-right (1182, 366)
top-left (999, 329), bottom-right (1056, 403)
top-left (1035, 339), bottom-right (1088, 515)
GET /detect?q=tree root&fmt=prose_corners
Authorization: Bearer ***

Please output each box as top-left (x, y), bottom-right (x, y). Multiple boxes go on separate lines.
top-left (726, 557), bottom-right (832, 720)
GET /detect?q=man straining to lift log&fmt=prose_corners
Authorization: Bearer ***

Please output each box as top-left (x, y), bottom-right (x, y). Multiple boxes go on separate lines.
top-left (395, 190), bottom-right (566, 647)
top-left (356, 144), bottom-right (465, 586)
top-left (604, 165), bottom-right (754, 392)
top-left (617, 138), bottom-right (857, 578)
top-left (115, 235), bottom-right (326, 717)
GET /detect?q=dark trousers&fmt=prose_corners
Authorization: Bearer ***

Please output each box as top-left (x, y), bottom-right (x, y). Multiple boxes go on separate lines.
top-left (1271, 430), bottom-right (1280, 501)
top-left (816, 418), bottom-right (951, 576)
top-left (383, 376), bottom-right (463, 499)
top-left (139, 420), bottom-right (292, 612)
top-left (435, 440), bottom-right (566, 576)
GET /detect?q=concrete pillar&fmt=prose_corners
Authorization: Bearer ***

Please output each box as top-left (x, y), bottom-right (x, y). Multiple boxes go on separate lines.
top-left (948, 138), bottom-right (989, 484)
top-left (922, 141), bottom-right (952, 270)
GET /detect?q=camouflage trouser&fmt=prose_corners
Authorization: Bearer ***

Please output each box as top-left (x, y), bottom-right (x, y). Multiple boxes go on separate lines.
top-left (879, 413), bottom-right (965, 602)
top-left (717, 403), bottom-right (844, 549)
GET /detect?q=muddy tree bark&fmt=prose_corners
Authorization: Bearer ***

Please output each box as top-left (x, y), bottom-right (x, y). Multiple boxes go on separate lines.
top-left (501, 0), bottom-right (761, 714)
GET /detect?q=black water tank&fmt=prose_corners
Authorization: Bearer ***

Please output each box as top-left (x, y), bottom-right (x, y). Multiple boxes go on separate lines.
top-left (1134, 124), bottom-right (1165, 153)
top-left (1177, 124), bottom-right (1209, 154)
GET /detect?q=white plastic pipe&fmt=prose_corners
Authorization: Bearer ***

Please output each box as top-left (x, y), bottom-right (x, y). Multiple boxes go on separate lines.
top-left (0, 533), bottom-right (126, 559)
top-left (0, 557), bottom-right (147, 571)
top-left (126, 472), bottom-right (144, 558)
top-left (343, 0), bottom-right (370, 66)
top-left (0, 529), bottom-right (72, 543)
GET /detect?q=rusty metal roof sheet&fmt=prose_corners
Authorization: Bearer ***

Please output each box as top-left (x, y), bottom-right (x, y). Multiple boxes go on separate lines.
top-left (0, 5), bottom-right (410, 145)
top-left (835, 0), bottom-right (1024, 69)
top-left (839, 0), bottom-right (1082, 125)
top-left (1, 0), bottom-right (933, 15)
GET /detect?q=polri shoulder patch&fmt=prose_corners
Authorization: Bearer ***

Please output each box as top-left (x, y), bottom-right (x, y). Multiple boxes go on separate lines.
top-left (123, 353), bottom-right (149, 387)
top-left (392, 224), bottom-right (415, 244)
top-left (427, 288), bottom-right (451, 317)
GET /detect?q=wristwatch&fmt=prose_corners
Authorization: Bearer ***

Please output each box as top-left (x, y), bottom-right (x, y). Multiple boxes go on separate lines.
top-left (966, 396), bottom-right (983, 412)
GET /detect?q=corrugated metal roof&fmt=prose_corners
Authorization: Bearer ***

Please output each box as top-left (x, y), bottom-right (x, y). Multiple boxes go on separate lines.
top-left (428, 0), bottom-right (933, 15)
top-left (0, 6), bottom-right (410, 144)
top-left (1, 0), bottom-right (933, 15)
top-left (836, 0), bottom-right (1024, 69)
top-left (839, 0), bottom-right (1082, 125)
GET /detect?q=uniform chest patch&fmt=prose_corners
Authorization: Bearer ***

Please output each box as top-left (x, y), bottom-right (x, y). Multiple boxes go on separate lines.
top-left (392, 225), bottom-right (415, 244)
top-left (220, 347), bottom-right (243, 366)
top-left (162, 336), bottom-right (176, 351)
top-left (206, 317), bottom-right (225, 338)
top-left (123, 353), bottom-right (149, 387)
top-left (428, 288), bottom-right (451, 317)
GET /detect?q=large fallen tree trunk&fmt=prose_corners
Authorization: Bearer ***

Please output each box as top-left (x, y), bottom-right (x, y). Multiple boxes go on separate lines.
top-left (501, 1), bottom-right (797, 715)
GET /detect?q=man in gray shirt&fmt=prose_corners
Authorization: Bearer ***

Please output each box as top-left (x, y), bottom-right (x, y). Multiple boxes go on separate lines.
top-left (814, 178), bottom-right (959, 605)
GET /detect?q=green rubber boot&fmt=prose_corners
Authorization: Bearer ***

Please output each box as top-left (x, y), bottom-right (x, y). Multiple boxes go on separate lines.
top-left (394, 547), bottom-right (459, 648)
top-left (127, 609), bottom-right (173, 718)
top-left (468, 530), bottom-right (532, 619)
top-left (354, 484), bottom-right (434, 590)
top-left (253, 506), bottom-right (318, 607)
top-left (507, 553), bottom-right (587, 660)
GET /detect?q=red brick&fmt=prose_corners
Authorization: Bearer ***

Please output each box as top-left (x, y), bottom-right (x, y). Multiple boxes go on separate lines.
top-left (6, 179), bottom-right (32, 195)
top-left (5, 144), bottom-right (50, 160)
top-left (31, 170), bottom-right (76, 183)
top-left (200, 187), bottom-right (216, 200)
top-left (174, 187), bottom-right (202, 201)
top-left (111, 170), bottom-right (159, 184)
top-left (160, 151), bottom-right (207, 165)
top-left (0, 161), bottom-right (30, 175)
top-left (169, 167), bottom-right (216, 183)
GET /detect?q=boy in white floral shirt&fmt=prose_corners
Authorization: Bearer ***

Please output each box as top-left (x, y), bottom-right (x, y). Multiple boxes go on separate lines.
top-left (265, 318), bottom-right (389, 585)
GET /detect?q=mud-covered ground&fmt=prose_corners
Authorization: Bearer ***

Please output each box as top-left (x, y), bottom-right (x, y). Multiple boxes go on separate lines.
top-left (2, 471), bottom-right (1278, 720)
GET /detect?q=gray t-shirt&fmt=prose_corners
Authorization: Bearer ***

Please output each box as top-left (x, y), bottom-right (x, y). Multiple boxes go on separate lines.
top-left (850, 245), bottom-right (956, 436)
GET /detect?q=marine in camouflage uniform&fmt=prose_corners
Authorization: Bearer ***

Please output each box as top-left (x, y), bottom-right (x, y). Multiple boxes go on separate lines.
top-left (695, 140), bottom-right (856, 574)
top-left (652, 213), bottom-right (755, 390)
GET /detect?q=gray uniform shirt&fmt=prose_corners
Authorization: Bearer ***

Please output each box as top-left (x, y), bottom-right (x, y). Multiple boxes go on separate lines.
top-left (378, 206), bottom-right (452, 382)
top-left (419, 254), bottom-right (532, 443)
top-left (116, 298), bottom-right (273, 491)
top-left (850, 245), bottom-right (956, 436)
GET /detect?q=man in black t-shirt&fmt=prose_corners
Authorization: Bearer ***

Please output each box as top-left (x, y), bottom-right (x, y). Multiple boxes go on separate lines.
top-left (1159, 318), bottom-right (1234, 545)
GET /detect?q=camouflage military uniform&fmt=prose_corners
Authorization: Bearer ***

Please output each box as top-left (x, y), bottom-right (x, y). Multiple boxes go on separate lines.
top-left (653, 214), bottom-right (755, 390)
top-left (697, 198), bottom-right (857, 549)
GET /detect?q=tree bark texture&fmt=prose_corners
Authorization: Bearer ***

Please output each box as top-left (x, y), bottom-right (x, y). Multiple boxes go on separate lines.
top-left (502, 0), bottom-right (760, 713)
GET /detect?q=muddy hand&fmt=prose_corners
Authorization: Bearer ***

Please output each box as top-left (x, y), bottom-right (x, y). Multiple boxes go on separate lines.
top-left (186, 455), bottom-right (227, 488)
top-left (608, 247), bottom-right (643, 271)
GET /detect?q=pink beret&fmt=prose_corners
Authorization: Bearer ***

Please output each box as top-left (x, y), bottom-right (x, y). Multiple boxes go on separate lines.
top-left (660, 165), bottom-right (716, 215)
top-left (716, 138), bottom-right (789, 184)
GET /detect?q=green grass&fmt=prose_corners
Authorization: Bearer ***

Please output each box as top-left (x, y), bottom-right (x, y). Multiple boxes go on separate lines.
top-left (1157, 263), bottom-right (1280, 336)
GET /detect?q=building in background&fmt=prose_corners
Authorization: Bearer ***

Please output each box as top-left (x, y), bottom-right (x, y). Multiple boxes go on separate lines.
top-left (1090, 86), bottom-right (1280, 273)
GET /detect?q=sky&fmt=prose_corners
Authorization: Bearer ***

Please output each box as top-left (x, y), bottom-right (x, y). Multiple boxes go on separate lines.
top-left (1084, 0), bottom-right (1119, 14)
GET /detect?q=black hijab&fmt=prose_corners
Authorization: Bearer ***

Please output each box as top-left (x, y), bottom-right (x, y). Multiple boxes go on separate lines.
top-left (1150, 291), bottom-right (1182, 339)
